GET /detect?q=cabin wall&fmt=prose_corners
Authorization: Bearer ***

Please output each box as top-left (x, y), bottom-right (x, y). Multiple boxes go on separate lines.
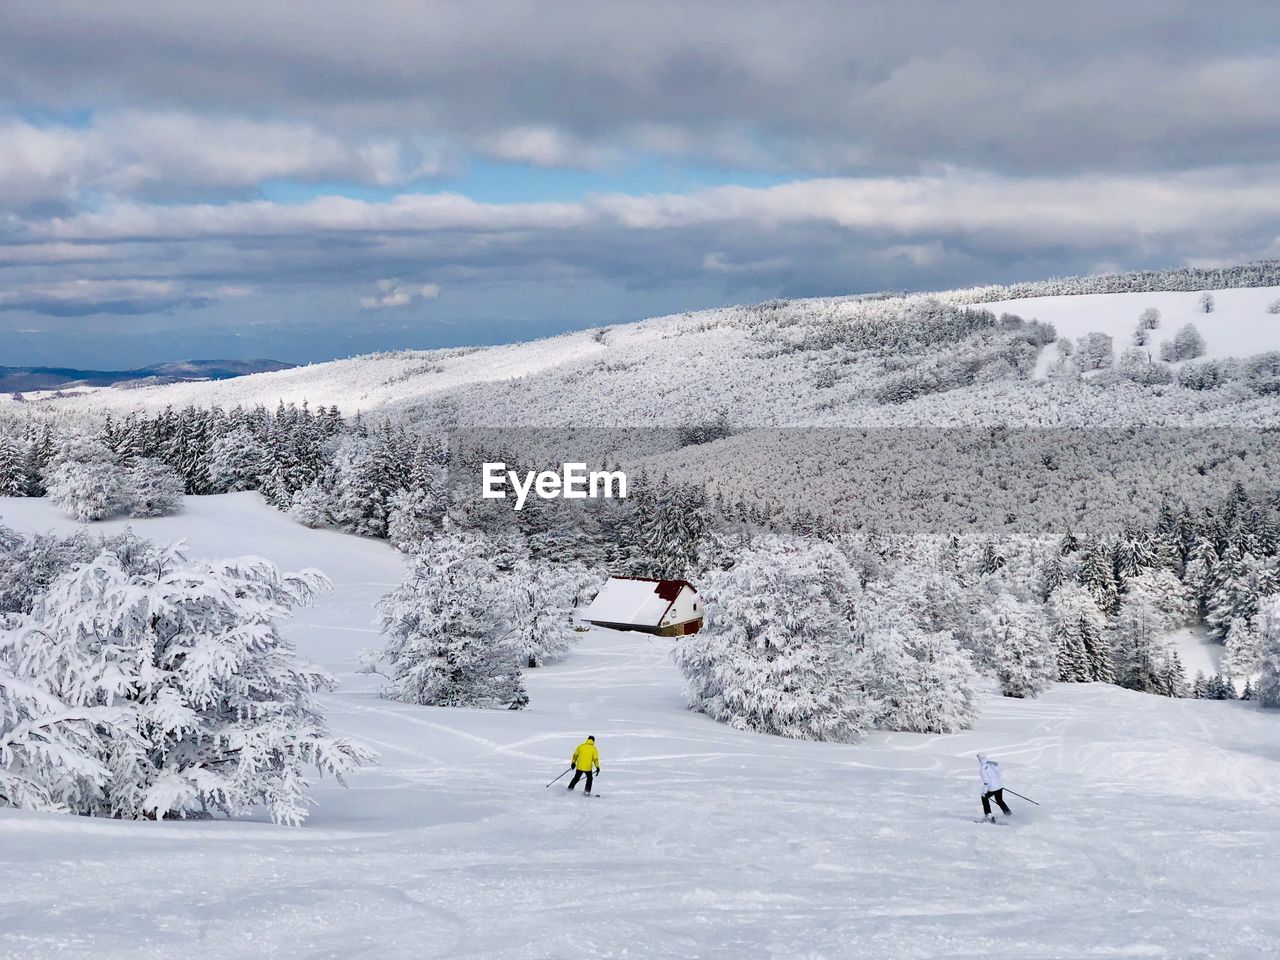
top-left (665, 587), bottom-right (701, 625)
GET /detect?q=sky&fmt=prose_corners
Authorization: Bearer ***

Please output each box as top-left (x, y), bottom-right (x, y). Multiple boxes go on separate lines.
top-left (2, 1), bottom-right (1279, 368)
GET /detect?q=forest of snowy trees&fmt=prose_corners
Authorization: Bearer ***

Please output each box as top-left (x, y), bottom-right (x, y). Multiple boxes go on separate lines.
top-left (6, 395), bottom-right (1280, 780)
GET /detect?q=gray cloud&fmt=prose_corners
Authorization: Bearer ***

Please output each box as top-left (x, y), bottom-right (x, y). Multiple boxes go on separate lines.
top-left (2, 168), bottom-right (1278, 325)
top-left (2, 1), bottom-right (1277, 176)
top-left (14, 168), bottom-right (1280, 249)
top-left (0, 278), bottom-right (246, 316)
top-left (0, 114), bottom-right (451, 207)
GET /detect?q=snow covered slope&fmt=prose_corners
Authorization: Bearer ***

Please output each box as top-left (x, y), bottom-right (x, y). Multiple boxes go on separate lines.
top-left (7, 284), bottom-right (1280, 428)
top-left (1, 494), bottom-right (1277, 958)
top-left (977, 286), bottom-right (1280, 379)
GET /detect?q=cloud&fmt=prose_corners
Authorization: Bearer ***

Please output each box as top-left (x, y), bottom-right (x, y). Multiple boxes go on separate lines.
top-left (2, 165), bottom-right (1279, 321)
top-left (359, 279), bottom-right (441, 309)
top-left (0, 278), bottom-right (239, 316)
top-left (0, 113), bottom-right (453, 206)
top-left (19, 167), bottom-right (1280, 249)
top-left (2, 2), bottom-right (1278, 176)
top-left (478, 126), bottom-right (616, 169)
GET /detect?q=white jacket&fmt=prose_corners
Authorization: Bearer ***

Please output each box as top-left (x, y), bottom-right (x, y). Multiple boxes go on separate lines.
top-left (978, 756), bottom-right (1003, 792)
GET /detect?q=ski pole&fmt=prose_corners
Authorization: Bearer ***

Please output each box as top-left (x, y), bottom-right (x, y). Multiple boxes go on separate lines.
top-left (1004, 789), bottom-right (1039, 806)
top-left (546, 766), bottom-right (573, 787)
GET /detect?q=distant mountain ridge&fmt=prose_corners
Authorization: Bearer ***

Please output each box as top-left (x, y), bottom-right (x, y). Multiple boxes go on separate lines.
top-left (0, 359), bottom-right (296, 394)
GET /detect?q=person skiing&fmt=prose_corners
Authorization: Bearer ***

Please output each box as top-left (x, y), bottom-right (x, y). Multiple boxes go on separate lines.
top-left (567, 736), bottom-right (601, 796)
top-left (977, 752), bottom-right (1012, 821)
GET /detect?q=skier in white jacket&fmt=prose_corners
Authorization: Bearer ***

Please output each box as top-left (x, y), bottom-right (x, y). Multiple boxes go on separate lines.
top-left (977, 753), bottom-right (1013, 821)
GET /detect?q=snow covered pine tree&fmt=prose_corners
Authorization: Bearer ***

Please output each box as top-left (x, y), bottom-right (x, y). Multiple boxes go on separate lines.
top-left (977, 592), bottom-right (1055, 698)
top-left (377, 532), bottom-right (529, 709)
top-left (673, 537), bottom-right (872, 742)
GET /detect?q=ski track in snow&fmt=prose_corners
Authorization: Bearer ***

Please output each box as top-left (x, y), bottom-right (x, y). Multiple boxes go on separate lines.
top-left (1, 495), bottom-right (1279, 958)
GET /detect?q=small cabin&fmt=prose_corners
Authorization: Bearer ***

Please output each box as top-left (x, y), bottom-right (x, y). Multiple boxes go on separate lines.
top-left (582, 576), bottom-right (703, 636)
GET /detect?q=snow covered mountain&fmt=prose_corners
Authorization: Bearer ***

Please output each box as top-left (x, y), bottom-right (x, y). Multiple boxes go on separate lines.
top-left (7, 267), bottom-right (1280, 429)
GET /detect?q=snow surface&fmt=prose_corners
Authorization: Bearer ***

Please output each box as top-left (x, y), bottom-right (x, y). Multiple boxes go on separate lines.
top-left (2, 495), bottom-right (1279, 958)
top-left (1167, 625), bottom-right (1227, 680)
top-left (975, 286), bottom-right (1280, 380)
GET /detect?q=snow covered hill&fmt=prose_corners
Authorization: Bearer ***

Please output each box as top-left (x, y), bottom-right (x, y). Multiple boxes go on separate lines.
top-left (7, 280), bottom-right (1280, 429)
top-left (1, 494), bottom-right (1277, 959)
top-left (977, 286), bottom-right (1280, 380)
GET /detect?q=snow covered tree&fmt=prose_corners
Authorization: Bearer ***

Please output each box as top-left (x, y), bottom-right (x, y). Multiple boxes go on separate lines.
top-left (673, 537), bottom-right (871, 743)
top-left (1174, 322), bottom-right (1207, 360)
top-left (207, 428), bottom-right (269, 493)
top-left (1251, 596), bottom-right (1280, 708)
top-left (1198, 293), bottom-right (1215, 313)
top-left (1223, 615), bottom-right (1264, 680)
top-left (0, 434), bottom-right (26, 497)
top-left (977, 592), bottom-right (1055, 698)
top-left (1075, 332), bottom-right (1114, 371)
top-left (1257, 630), bottom-right (1280, 708)
top-left (1139, 307), bottom-right (1161, 330)
top-left (1125, 568), bottom-right (1192, 625)
top-left (125, 458), bottom-right (184, 517)
top-left (1108, 568), bottom-right (1192, 695)
top-left (1079, 541), bottom-right (1119, 616)
top-left (289, 478), bottom-right (334, 529)
top-left (857, 613), bottom-right (978, 733)
top-left (979, 540), bottom-right (1006, 575)
top-left (1050, 583), bottom-right (1110, 682)
top-left (1038, 551), bottom-right (1066, 601)
top-left (0, 660), bottom-right (128, 813)
top-left (1161, 323), bottom-right (1207, 362)
top-left (386, 486), bottom-right (444, 554)
top-left (1156, 651), bottom-right (1190, 698)
top-left (1118, 348), bottom-right (1173, 385)
top-left (0, 530), bottom-right (98, 615)
top-left (1112, 591), bottom-right (1171, 694)
top-left (1191, 671), bottom-right (1209, 698)
top-left (3, 543), bottom-right (371, 823)
top-left (1205, 550), bottom-right (1277, 639)
top-left (377, 532), bottom-right (528, 709)
top-left (46, 458), bottom-right (129, 522)
top-left (625, 477), bottom-right (712, 580)
top-left (508, 558), bottom-right (586, 667)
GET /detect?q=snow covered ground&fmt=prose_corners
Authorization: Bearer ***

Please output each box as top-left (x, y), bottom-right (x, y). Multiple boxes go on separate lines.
top-left (979, 285), bottom-right (1280, 380)
top-left (2, 495), bottom-right (1279, 958)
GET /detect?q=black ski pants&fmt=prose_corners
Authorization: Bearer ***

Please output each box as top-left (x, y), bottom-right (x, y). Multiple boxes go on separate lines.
top-left (982, 789), bottom-right (1011, 816)
top-left (568, 769), bottom-right (594, 793)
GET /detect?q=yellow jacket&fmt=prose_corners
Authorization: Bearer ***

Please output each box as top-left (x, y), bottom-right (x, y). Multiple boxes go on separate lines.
top-left (572, 740), bottom-right (600, 772)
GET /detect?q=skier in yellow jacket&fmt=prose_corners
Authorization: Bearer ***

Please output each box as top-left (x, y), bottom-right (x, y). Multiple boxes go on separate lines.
top-left (567, 736), bottom-right (600, 796)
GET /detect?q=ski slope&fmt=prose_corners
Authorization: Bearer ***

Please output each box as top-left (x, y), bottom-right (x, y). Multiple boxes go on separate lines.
top-left (2, 495), bottom-right (1279, 959)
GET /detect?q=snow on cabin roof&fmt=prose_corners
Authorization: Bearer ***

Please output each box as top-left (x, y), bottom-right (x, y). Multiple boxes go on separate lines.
top-left (585, 576), bottom-right (695, 627)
